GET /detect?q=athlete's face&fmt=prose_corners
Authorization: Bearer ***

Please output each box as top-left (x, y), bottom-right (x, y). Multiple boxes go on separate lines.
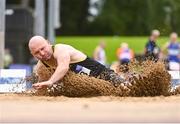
top-left (30, 40), bottom-right (52, 61)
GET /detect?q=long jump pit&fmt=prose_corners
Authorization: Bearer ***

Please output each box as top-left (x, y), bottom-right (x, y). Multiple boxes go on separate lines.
top-left (0, 94), bottom-right (180, 123)
top-left (0, 60), bottom-right (180, 123)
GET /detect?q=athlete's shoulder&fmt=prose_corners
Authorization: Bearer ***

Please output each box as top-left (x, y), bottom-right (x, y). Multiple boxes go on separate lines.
top-left (55, 43), bottom-right (72, 48)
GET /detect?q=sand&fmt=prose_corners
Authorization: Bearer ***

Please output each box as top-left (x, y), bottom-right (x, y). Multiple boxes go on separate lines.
top-left (1, 60), bottom-right (179, 123)
top-left (0, 94), bottom-right (180, 123)
top-left (32, 60), bottom-right (173, 97)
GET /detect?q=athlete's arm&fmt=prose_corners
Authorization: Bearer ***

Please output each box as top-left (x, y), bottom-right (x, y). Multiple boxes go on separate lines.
top-left (48, 46), bottom-right (70, 84)
top-left (33, 45), bottom-right (70, 90)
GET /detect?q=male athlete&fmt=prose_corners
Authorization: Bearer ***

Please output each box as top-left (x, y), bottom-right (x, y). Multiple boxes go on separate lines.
top-left (29, 36), bottom-right (129, 90)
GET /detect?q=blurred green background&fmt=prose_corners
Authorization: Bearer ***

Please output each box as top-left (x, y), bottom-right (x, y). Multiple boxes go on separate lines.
top-left (5, 0), bottom-right (180, 64)
top-left (57, 36), bottom-right (169, 63)
top-left (7, 0), bottom-right (180, 36)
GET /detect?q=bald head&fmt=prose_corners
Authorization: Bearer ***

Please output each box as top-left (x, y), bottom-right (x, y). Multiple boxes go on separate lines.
top-left (28, 36), bottom-right (52, 60)
top-left (29, 36), bottom-right (47, 50)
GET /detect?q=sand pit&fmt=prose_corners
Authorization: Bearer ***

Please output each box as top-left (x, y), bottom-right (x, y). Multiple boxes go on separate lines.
top-left (0, 94), bottom-right (180, 123)
top-left (32, 60), bottom-right (174, 97)
top-left (1, 60), bottom-right (180, 123)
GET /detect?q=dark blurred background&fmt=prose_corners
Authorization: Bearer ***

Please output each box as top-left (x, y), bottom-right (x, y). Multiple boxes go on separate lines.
top-left (6, 0), bottom-right (180, 36)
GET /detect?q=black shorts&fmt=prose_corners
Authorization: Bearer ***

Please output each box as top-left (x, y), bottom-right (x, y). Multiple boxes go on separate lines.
top-left (70, 58), bottom-right (126, 85)
top-left (70, 57), bottom-right (106, 77)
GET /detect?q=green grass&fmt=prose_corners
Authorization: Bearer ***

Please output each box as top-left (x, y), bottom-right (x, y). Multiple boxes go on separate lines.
top-left (56, 36), bottom-right (169, 64)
